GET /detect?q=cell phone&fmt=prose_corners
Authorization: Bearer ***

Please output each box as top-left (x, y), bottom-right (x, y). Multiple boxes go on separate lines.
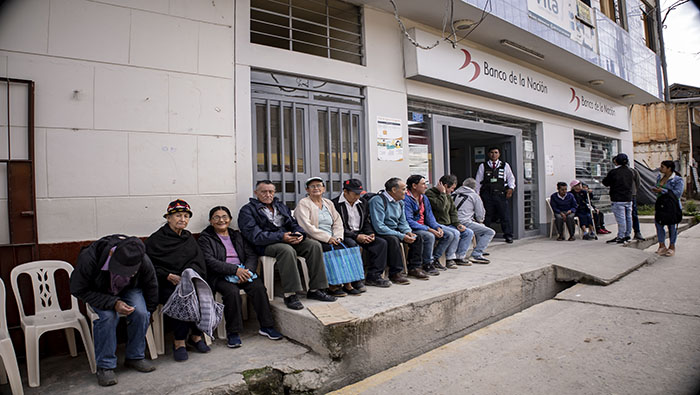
top-left (291, 232), bottom-right (303, 237)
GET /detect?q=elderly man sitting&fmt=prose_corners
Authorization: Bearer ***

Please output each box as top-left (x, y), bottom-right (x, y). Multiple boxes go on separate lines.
top-left (452, 178), bottom-right (495, 264)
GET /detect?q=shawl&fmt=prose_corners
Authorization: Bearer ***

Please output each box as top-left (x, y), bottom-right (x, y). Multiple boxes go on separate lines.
top-left (146, 224), bottom-right (206, 283)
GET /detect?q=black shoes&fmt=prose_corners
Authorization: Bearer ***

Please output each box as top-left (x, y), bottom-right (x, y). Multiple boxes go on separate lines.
top-left (633, 233), bottom-right (645, 241)
top-left (505, 237), bottom-right (514, 244)
top-left (96, 368), bottom-right (117, 386)
top-left (284, 294), bottom-right (304, 310)
top-left (407, 268), bottom-right (429, 280)
top-left (351, 280), bottom-right (367, 293)
top-left (445, 259), bottom-right (458, 269)
top-left (455, 258), bottom-right (472, 266)
top-left (389, 273), bottom-right (411, 285)
top-left (432, 260), bottom-right (447, 271)
top-left (422, 263), bottom-right (440, 276)
top-left (307, 289), bottom-right (337, 302)
top-left (606, 236), bottom-right (630, 244)
top-left (366, 277), bottom-right (392, 287)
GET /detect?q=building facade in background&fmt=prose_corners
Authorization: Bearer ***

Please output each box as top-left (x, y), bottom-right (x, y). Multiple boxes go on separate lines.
top-left (0, 0), bottom-right (664, 254)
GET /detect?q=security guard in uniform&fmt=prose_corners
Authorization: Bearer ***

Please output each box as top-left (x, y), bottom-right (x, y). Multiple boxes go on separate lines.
top-left (475, 147), bottom-right (516, 243)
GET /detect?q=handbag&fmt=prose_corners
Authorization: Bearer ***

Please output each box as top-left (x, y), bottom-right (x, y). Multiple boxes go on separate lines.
top-left (162, 281), bottom-right (200, 323)
top-left (655, 190), bottom-right (682, 225)
top-left (323, 242), bottom-right (365, 285)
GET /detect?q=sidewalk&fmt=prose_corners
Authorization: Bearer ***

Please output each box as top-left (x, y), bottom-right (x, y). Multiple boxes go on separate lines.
top-left (332, 224), bottom-right (700, 395)
top-left (0, 221), bottom-right (693, 394)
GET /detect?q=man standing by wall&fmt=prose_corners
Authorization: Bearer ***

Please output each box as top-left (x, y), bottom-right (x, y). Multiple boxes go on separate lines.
top-left (603, 153), bottom-right (635, 244)
top-left (475, 147), bottom-right (516, 243)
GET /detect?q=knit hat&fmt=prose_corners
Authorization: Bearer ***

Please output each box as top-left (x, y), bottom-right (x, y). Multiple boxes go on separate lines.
top-left (570, 179), bottom-right (581, 188)
top-left (163, 199), bottom-right (192, 218)
top-left (109, 237), bottom-right (145, 277)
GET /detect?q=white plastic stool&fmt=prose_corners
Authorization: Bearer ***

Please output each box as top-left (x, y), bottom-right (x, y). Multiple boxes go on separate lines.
top-left (260, 256), bottom-right (310, 301)
top-left (10, 260), bottom-right (96, 387)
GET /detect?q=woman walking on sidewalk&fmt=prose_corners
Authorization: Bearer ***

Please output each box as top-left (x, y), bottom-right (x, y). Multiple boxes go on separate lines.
top-left (652, 161), bottom-right (684, 257)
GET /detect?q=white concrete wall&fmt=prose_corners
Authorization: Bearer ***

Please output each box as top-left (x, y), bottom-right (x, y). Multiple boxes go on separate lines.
top-left (0, 0), bottom-right (234, 243)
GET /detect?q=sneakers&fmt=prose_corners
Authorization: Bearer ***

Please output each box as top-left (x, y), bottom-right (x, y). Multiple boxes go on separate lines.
top-left (284, 294), bottom-right (304, 310)
top-left (366, 277), bottom-right (392, 287)
top-left (306, 289), bottom-right (337, 302)
top-left (455, 258), bottom-right (472, 266)
top-left (96, 368), bottom-right (117, 386)
top-left (388, 273), bottom-right (411, 285)
top-left (227, 332), bottom-right (242, 348)
top-left (124, 358), bottom-right (156, 373)
top-left (351, 280), bottom-right (367, 293)
top-left (422, 263), bottom-right (440, 276)
top-left (618, 236), bottom-right (631, 244)
top-left (469, 255), bottom-right (490, 264)
top-left (259, 327), bottom-right (283, 340)
top-left (173, 345), bottom-right (188, 362)
top-left (187, 337), bottom-right (211, 353)
top-left (432, 260), bottom-right (448, 271)
top-left (597, 228), bottom-right (611, 234)
top-left (445, 259), bottom-right (458, 269)
top-left (407, 268), bottom-right (429, 280)
top-left (606, 237), bottom-right (621, 244)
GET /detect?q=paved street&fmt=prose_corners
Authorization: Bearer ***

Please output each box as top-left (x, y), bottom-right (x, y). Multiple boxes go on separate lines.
top-left (333, 224), bottom-right (700, 395)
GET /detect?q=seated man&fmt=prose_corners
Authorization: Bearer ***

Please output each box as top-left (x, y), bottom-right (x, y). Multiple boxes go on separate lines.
top-left (582, 183), bottom-right (611, 234)
top-left (570, 180), bottom-right (597, 240)
top-left (70, 235), bottom-right (158, 387)
top-left (369, 177), bottom-right (427, 282)
top-left (238, 180), bottom-right (336, 310)
top-left (453, 178), bottom-right (495, 264)
top-left (550, 182), bottom-right (578, 241)
top-left (426, 174), bottom-right (474, 268)
top-left (332, 179), bottom-right (399, 288)
top-left (403, 175), bottom-right (455, 275)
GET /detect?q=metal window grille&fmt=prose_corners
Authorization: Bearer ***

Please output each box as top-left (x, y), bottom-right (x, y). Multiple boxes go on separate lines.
top-left (574, 131), bottom-right (619, 212)
top-left (250, 0), bottom-right (364, 65)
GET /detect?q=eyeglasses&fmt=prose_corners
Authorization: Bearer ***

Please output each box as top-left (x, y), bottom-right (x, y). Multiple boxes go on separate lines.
top-left (212, 215), bottom-right (230, 221)
top-left (307, 184), bottom-right (324, 190)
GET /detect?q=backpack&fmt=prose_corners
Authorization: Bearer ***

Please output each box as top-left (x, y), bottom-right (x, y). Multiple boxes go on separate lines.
top-left (654, 191), bottom-right (682, 225)
top-left (361, 190), bottom-right (389, 207)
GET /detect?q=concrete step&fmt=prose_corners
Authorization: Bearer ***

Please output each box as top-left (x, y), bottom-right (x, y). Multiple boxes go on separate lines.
top-left (638, 215), bottom-right (694, 224)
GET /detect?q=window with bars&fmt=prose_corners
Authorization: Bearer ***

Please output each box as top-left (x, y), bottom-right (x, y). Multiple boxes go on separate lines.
top-left (250, 0), bottom-right (364, 65)
top-left (574, 131), bottom-right (619, 212)
top-left (600, 0), bottom-right (628, 30)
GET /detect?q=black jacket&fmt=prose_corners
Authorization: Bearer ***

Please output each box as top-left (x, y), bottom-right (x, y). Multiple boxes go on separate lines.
top-left (238, 197), bottom-right (306, 254)
top-left (602, 166), bottom-right (635, 202)
top-left (197, 225), bottom-right (259, 289)
top-left (70, 234), bottom-right (159, 313)
top-left (331, 194), bottom-right (375, 239)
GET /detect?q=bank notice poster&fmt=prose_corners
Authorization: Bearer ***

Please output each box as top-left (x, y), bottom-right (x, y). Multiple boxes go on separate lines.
top-left (377, 116), bottom-right (403, 161)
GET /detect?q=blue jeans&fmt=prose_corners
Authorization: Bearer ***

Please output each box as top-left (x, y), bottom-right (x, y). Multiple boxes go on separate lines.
top-left (92, 288), bottom-right (150, 369)
top-left (442, 225), bottom-right (473, 260)
top-left (611, 201), bottom-right (632, 238)
top-left (465, 222), bottom-right (495, 257)
top-left (414, 228), bottom-right (454, 265)
top-left (655, 222), bottom-right (678, 244)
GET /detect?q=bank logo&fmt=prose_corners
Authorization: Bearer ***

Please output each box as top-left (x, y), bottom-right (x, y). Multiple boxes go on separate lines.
top-left (458, 49), bottom-right (480, 82)
top-left (569, 88), bottom-right (581, 111)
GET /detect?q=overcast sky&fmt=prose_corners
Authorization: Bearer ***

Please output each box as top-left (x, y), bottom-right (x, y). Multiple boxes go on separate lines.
top-left (661, 0), bottom-right (700, 87)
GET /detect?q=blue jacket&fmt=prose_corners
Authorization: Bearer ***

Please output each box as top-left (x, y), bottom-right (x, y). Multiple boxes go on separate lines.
top-left (369, 192), bottom-right (411, 238)
top-left (656, 173), bottom-right (684, 210)
top-left (237, 197), bottom-right (306, 254)
top-left (403, 193), bottom-right (441, 231)
top-left (549, 192), bottom-right (578, 214)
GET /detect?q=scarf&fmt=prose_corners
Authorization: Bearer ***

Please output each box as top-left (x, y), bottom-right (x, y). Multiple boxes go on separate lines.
top-left (146, 224), bottom-right (206, 278)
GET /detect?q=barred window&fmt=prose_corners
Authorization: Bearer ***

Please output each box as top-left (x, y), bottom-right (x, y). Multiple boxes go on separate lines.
top-left (251, 0), bottom-right (364, 65)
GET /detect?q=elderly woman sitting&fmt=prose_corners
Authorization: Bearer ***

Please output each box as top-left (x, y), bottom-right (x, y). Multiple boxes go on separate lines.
top-left (295, 177), bottom-right (362, 297)
top-left (146, 199), bottom-right (209, 362)
top-left (198, 206), bottom-right (282, 348)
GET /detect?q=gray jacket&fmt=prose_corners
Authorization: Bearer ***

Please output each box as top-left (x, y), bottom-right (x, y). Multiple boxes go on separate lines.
top-left (452, 186), bottom-right (485, 224)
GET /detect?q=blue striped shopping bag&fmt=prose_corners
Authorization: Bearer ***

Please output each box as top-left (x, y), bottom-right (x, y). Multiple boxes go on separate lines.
top-left (322, 243), bottom-right (365, 285)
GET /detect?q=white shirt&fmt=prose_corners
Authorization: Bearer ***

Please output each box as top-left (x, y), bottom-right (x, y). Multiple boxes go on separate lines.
top-left (338, 193), bottom-right (361, 232)
top-left (474, 159), bottom-right (516, 192)
top-left (263, 205), bottom-right (284, 227)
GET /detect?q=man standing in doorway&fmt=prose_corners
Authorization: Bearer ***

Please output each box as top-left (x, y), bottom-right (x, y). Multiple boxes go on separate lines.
top-left (475, 147), bottom-right (516, 243)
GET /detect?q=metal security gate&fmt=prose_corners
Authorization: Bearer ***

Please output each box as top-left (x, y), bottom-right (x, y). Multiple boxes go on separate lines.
top-left (251, 71), bottom-right (364, 208)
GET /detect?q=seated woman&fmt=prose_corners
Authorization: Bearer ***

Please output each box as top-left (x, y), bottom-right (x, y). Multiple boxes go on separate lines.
top-left (570, 180), bottom-right (597, 240)
top-left (146, 199), bottom-right (209, 362)
top-left (295, 177), bottom-right (362, 297)
top-left (582, 183), bottom-right (611, 234)
top-left (198, 206), bottom-right (282, 348)
top-left (651, 160), bottom-right (685, 257)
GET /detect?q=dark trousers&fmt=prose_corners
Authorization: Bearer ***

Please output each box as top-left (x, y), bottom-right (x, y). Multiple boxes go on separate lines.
top-left (159, 280), bottom-right (202, 341)
top-left (213, 278), bottom-right (274, 335)
top-left (555, 213), bottom-right (576, 238)
top-left (593, 209), bottom-right (606, 230)
top-left (263, 238), bottom-right (327, 293)
top-left (482, 192), bottom-right (513, 238)
top-left (632, 197), bottom-right (641, 234)
top-left (353, 235), bottom-right (396, 279)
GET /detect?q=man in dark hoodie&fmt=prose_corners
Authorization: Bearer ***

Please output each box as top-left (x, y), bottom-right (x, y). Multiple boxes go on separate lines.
top-left (70, 235), bottom-right (158, 387)
top-left (602, 153), bottom-right (635, 244)
top-left (238, 180), bottom-right (336, 310)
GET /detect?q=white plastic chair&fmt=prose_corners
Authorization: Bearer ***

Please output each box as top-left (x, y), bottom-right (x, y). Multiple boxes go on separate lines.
top-left (10, 260), bottom-right (96, 387)
top-left (546, 197), bottom-right (582, 239)
top-left (260, 256), bottom-right (310, 301)
top-left (85, 304), bottom-right (158, 360)
top-left (0, 278), bottom-right (23, 395)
